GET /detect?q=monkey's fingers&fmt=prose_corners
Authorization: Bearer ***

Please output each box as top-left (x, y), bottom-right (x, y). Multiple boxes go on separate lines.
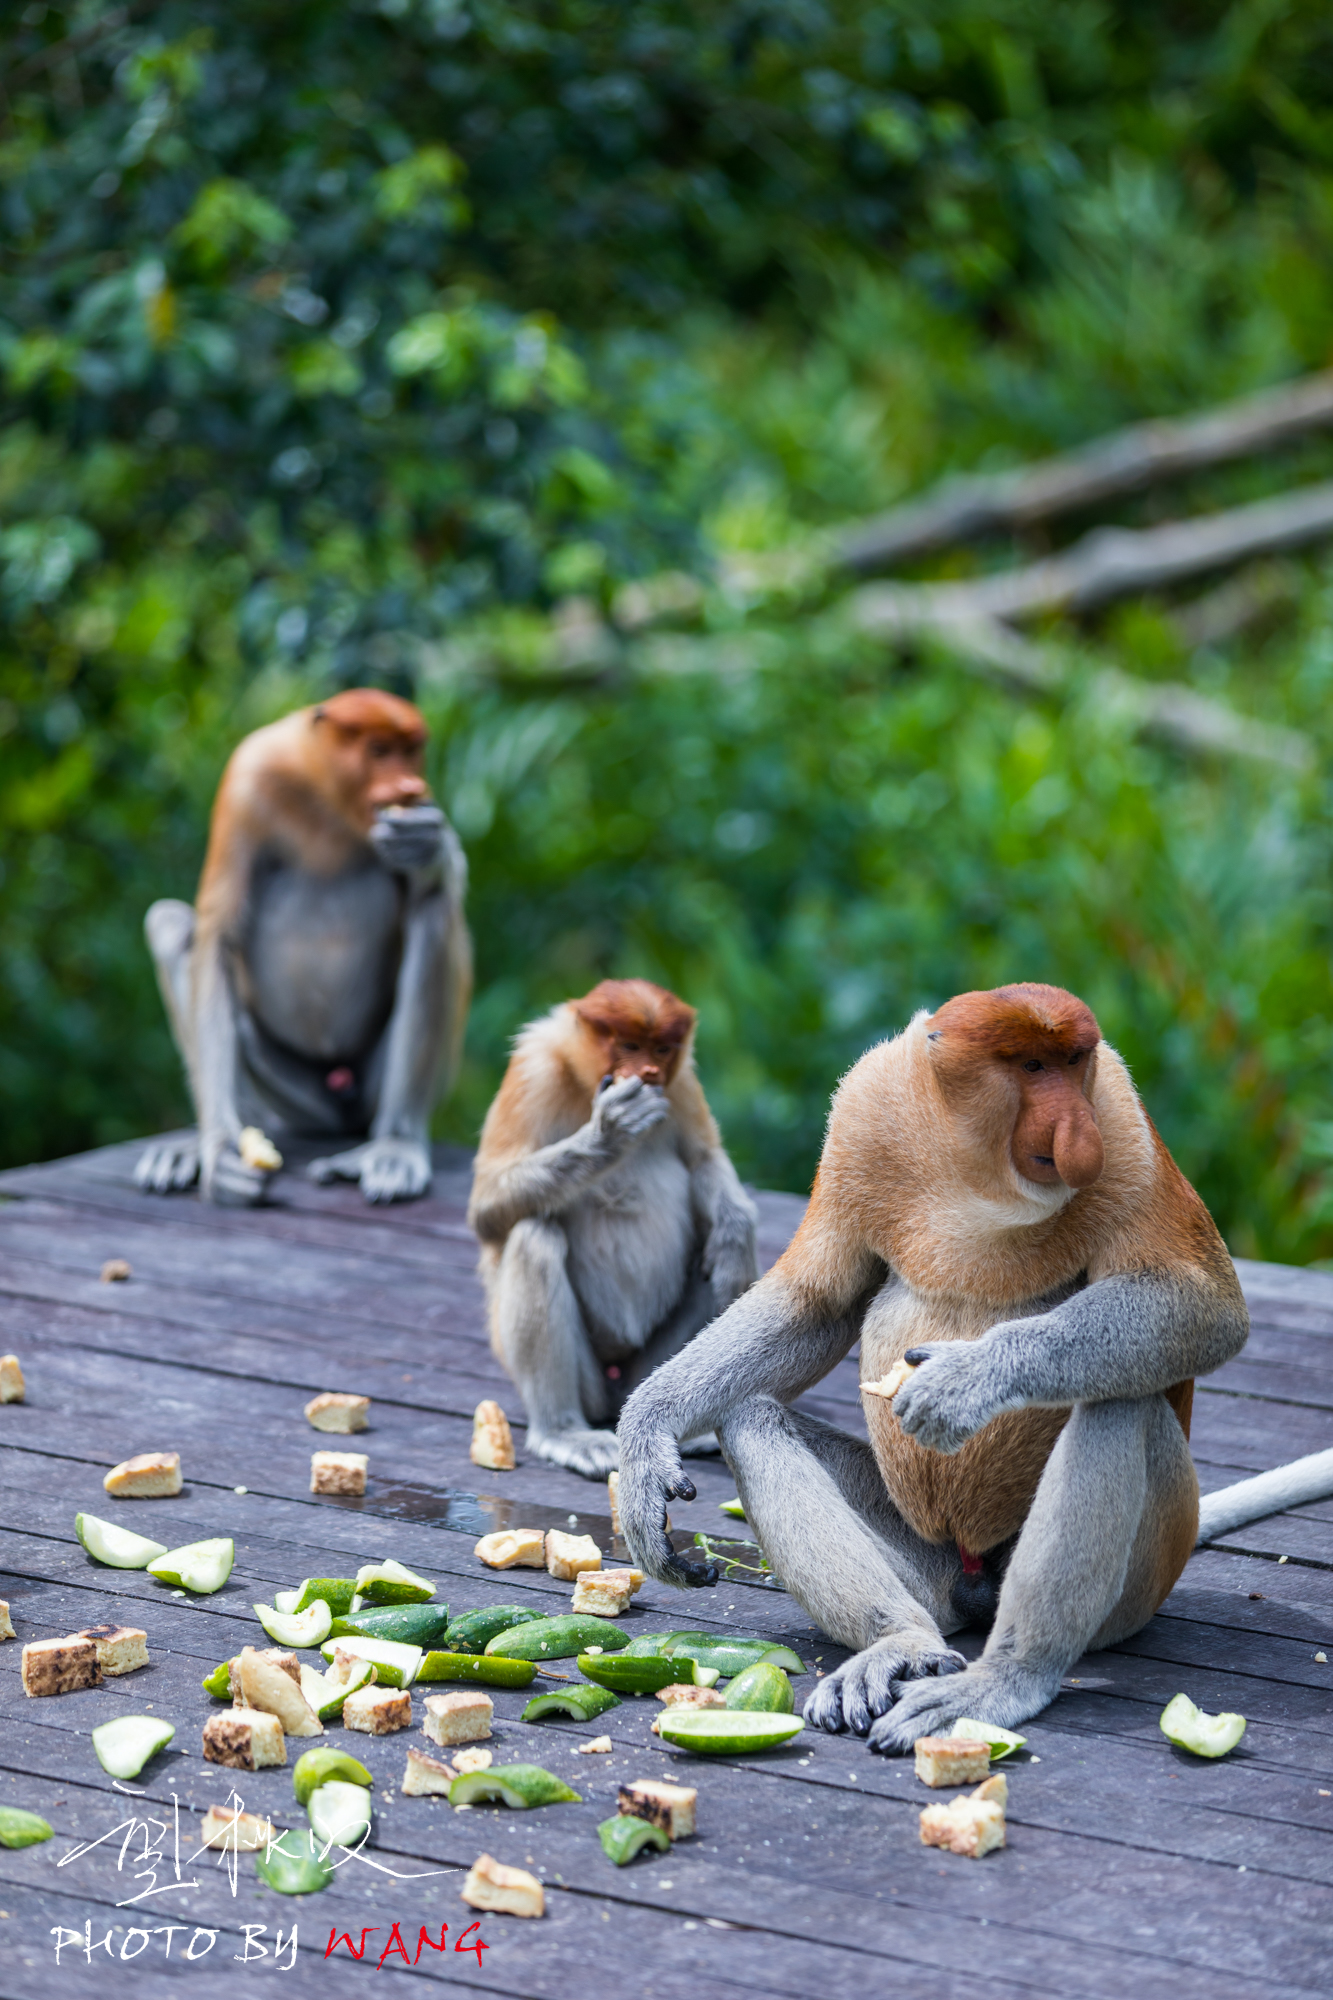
top-left (665, 1472), bottom-right (697, 1503)
top-left (661, 1549), bottom-right (719, 1588)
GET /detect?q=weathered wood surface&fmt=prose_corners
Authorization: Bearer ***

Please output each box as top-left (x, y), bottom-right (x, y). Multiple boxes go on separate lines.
top-left (0, 1140), bottom-right (1330, 1997)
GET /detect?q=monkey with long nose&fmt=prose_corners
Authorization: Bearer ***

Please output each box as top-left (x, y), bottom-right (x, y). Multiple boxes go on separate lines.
top-left (617, 983), bottom-right (1248, 1748)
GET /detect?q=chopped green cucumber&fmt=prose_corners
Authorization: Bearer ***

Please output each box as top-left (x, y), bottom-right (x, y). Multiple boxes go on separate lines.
top-left (292, 1748), bottom-right (373, 1806)
top-left (658, 1708), bottom-right (804, 1753)
top-left (254, 1599), bottom-right (333, 1648)
top-left (274, 1589), bottom-right (299, 1615)
top-left (1159, 1693), bottom-right (1247, 1758)
top-left (417, 1650), bottom-right (535, 1688)
top-left (522, 1684), bottom-right (621, 1722)
top-left (255, 1829), bottom-right (333, 1895)
top-left (757, 1645), bottom-right (806, 1674)
top-left (623, 1631), bottom-right (676, 1656)
top-left (951, 1718), bottom-right (1027, 1760)
top-left (448, 1764), bottom-right (581, 1809)
top-left (719, 1498), bottom-right (747, 1520)
top-left (327, 1602), bottom-right (450, 1647)
top-left (598, 1814), bottom-right (670, 1865)
top-left (445, 1603), bottom-right (548, 1652)
top-left (0, 1809), bottom-right (53, 1849)
top-left (299, 1659), bottom-right (374, 1719)
top-left (92, 1715), bottom-right (176, 1779)
top-left (669, 1641), bottom-right (772, 1679)
top-left (202, 1659), bottom-right (232, 1699)
top-left (667, 1629), bottom-right (768, 1649)
top-left (576, 1651), bottom-right (689, 1694)
top-left (75, 1511), bottom-right (168, 1569)
top-left (352, 1558), bottom-right (434, 1604)
top-left (724, 1663), bottom-right (794, 1713)
top-left (485, 1614), bottom-right (630, 1661)
top-left (293, 1577), bottom-right (357, 1616)
top-left (318, 1635), bottom-right (421, 1687)
top-left (146, 1537), bottom-right (234, 1594)
top-left (308, 1779), bottom-right (373, 1850)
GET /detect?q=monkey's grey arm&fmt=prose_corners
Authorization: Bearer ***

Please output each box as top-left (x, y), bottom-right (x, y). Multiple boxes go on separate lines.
top-left (467, 1077), bottom-right (668, 1241)
top-left (191, 934), bottom-right (274, 1206)
top-left (895, 1268), bottom-right (1249, 1457)
top-left (690, 1149), bottom-right (760, 1310)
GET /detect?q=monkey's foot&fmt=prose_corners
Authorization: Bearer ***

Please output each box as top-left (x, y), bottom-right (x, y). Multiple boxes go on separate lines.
top-left (530, 1427), bottom-right (621, 1478)
top-left (307, 1138), bottom-right (431, 1204)
top-left (134, 1136), bottom-right (200, 1194)
top-left (866, 1660), bottom-right (1060, 1755)
top-left (804, 1632), bottom-right (967, 1736)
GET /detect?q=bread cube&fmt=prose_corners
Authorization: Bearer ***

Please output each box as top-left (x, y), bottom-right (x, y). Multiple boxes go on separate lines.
top-left (203, 1706), bottom-right (286, 1771)
top-left (975, 1772), bottom-right (1007, 1809)
top-left (453, 1747), bottom-right (492, 1774)
top-left (76, 1624), bottom-right (148, 1676)
top-left (200, 1806), bottom-right (274, 1852)
top-left (0, 1354), bottom-right (25, 1401)
top-left (238, 1127), bottom-right (282, 1172)
top-left (545, 1530), bottom-right (601, 1581)
top-left (310, 1450), bottom-right (367, 1496)
top-left (343, 1685), bottom-right (413, 1735)
top-left (474, 1528), bottom-right (545, 1569)
top-left (103, 1451), bottom-right (181, 1497)
top-left (99, 1260), bottom-right (132, 1284)
top-left (402, 1745), bottom-right (456, 1795)
top-left (571, 1566), bottom-right (643, 1617)
top-left (914, 1735), bottom-right (991, 1787)
top-left (461, 1853), bottom-right (545, 1919)
top-left (22, 1635), bottom-right (101, 1697)
top-left (0, 1600), bottom-right (14, 1641)
top-left (471, 1399), bottom-right (515, 1471)
top-left (618, 1778), bottom-right (696, 1840)
top-left (304, 1392), bottom-right (370, 1434)
top-left (919, 1793), bottom-right (1006, 1858)
top-left (423, 1690), bottom-right (493, 1747)
top-left (237, 1646), bottom-right (322, 1736)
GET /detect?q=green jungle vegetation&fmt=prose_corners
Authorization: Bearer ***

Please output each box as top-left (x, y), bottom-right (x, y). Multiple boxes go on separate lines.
top-left (6, 2), bottom-right (1333, 1261)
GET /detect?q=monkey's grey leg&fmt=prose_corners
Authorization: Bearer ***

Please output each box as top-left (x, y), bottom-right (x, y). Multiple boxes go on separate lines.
top-left (868, 1394), bottom-right (1195, 1751)
top-left (614, 1263), bottom-right (721, 1454)
top-left (492, 1217), bottom-right (620, 1478)
top-left (719, 1395), bottom-right (966, 1735)
top-left (135, 901), bottom-right (202, 1193)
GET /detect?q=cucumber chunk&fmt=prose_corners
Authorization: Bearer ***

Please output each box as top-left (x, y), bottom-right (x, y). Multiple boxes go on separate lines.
top-left (299, 1658), bottom-right (374, 1719)
top-left (758, 1645), bottom-right (806, 1674)
top-left (92, 1715), bottom-right (176, 1779)
top-left (448, 1764), bottom-right (581, 1809)
top-left (1159, 1692), bottom-right (1247, 1758)
top-left (719, 1498), bottom-right (747, 1520)
top-left (724, 1663), bottom-right (794, 1713)
top-left (352, 1558), bottom-right (434, 1605)
top-left (577, 1651), bottom-right (690, 1694)
top-left (657, 1709), bottom-right (804, 1754)
top-left (417, 1650), bottom-right (535, 1688)
top-left (0, 1809), bottom-right (53, 1849)
top-left (445, 1603), bottom-right (548, 1652)
top-left (293, 1577), bottom-right (357, 1616)
top-left (327, 1602), bottom-right (450, 1647)
top-left (951, 1717), bottom-right (1027, 1760)
top-left (202, 1659), bottom-right (232, 1699)
top-left (318, 1635), bottom-right (422, 1687)
top-left (75, 1511), bottom-right (168, 1569)
top-left (147, 1537), bottom-right (234, 1594)
top-left (522, 1684), bottom-right (621, 1722)
top-left (308, 1779), bottom-right (373, 1850)
top-left (254, 1599), bottom-right (333, 1648)
top-left (293, 1748), bottom-right (373, 1806)
top-left (623, 1631), bottom-right (677, 1657)
top-left (599, 1814), bottom-right (671, 1864)
top-left (255, 1829), bottom-right (333, 1895)
top-left (273, 1589), bottom-right (299, 1615)
top-left (485, 1614), bottom-right (630, 1661)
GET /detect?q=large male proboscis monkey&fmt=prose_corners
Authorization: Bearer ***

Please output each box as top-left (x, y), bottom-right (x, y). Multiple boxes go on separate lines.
top-left (618, 983), bottom-right (1249, 1749)
top-left (467, 979), bottom-right (759, 1477)
top-left (136, 688), bottom-right (471, 1206)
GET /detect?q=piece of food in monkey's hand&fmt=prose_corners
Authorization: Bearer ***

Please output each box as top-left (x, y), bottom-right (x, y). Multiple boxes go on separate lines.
top-left (571, 1568), bottom-right (643, 1616)
top-left (545, 1530), bottom-right (602, 1581)
top-left (304, 1392), bottom-right (370, 1434)
top-left (0, 1355), bottom-right (25, 1403)
top-left (919, 1778), bottom-right (1007, 1859)
top-left (474, 1528), bottom-right (546, 1569)
top-left (861, 1358), bottom-right (918, 1401)
top-left (1159, 1692), bottom-right (1247, 1757)
top-left (470, 1399), bottom-right (516, 1471)
top-left (914, 1736), bottom-right (992, 1786)
top-left (104, 1451), bottom-right (182, 1498)
top-left (951, 1718), bottom-right (1027, 1760)
top-left (461, 1853), bottom-right (545, 1919)
top-left (100, 1260), bottom-right (132, 1284)
top-left (238, 1126), bottom-right (283, 1172)
top-left (310, 1450), bottom-right (367, 1496)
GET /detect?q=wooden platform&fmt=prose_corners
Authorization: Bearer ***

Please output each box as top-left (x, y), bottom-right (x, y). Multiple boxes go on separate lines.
top-left (1, 1138), bottom-right (1331, 1999)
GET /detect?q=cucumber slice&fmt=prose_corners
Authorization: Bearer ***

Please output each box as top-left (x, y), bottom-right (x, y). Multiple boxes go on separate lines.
top-left (758, 1645), bottom-right (806, 1674)
top-left (75, 1511), bottom-right (168, 1569)
top-left (0, 1809), bottom-right (53, 1849)
top-left (255, 1829), bottom-right (333, 1895)
top-left (448, 1764), bottom-right (581, 1809)
top-left (294, 1578), bottom-right (357, 1616)
top-left (667, 1629), bottom-right (768, 1650)
top-left (485, 1614), bottom-right (630, 1661)
top-left (254, 1599), bottom-right (333, 1648)
top-left (668, 1641), bottom-right (769, 1679)
top-left (202, 1660), bottom-right (232, 1699)
top-left (1159, 1693), bottom-right (1247, 1758)
top-left (951, 1717), bottom-right (1027, 1760)
top-left (352, 1559), bottom-right (434, 1605)
top-left (92, 1715), bottom-right (176, 1779)
top-left (417, 1650), bottom-right (535, 1689)
top-left (446, 1603), bottom-right (548, 1652)
top-left (724, 1663), bottom-right (794, 1713)
top-left (522, 1684), bottom-right (621, 1722)
top-left (598, 1813), bottom-right (670, 1865)
top-left (147, 1537), bottom-right (234, 1594)
top-left (577, 1651), bottom-right (691, 1694)
top-left (657, 1709), bottom-right (804, 1754)
top-left (299, 1659), bottom-right (374, 1720)
top-left (274, 1589), bottom-right (300, 1615)
top-left (318, 1636), bottom-right (422, 1687)
top-left (292, 1748), bottom-right (374, 1806)
top-left (623, 1631), bottom-right (676, 1657)
top-left (308, 1779), bottom-right (373, 1850)
top-left (328, 1602), bottom-right (450, 1647)
top-left (719, 1498), bottom-right (747, 1520)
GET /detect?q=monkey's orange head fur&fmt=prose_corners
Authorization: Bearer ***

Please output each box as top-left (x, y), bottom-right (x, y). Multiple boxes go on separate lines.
top-left (309, 687), bottom-right (430, 824)
top-left (572, 979), bottom-right (697, 1087)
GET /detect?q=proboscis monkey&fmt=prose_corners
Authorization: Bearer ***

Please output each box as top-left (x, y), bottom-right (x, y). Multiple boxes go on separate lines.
top-left (136, 689), bottom-right (471, 1206)
top-left (467, 978), bottom-right (759, 1476)
top-left (618, 983), bottom-right (1249, 1748)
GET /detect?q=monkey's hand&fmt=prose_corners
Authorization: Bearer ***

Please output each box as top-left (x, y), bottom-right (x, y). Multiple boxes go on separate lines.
top-left (616, 1435), bottom-right (718, 1590)
top-left (892, 1341), bottom-right (1013, 1455)
top-left (589, 1074), bottom-right (670, 1153)
top-left (308, 1137), bottom-right (432, 1204)
top-left (201, 1136), bottom-right (275, 1208)
top-left (803, 1633), bottom-right (967, 1735)
top-left (369, 803), bottom-right (448, 878)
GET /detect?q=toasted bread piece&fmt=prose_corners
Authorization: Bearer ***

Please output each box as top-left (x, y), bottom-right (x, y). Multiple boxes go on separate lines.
top-left (328, 1647), bottom-right (379, 1690)
top-left (424, 1690), bottom-right (493, 1747)
top-left (618, 1778), bottom-right (696, 1840)
top-left (453, 1746), bottom-right (492, 1773)
top-left (919, 1791), bottom-right (1005, 1858)
top-left (975, 1772), bottom-right (1008, 1808)
top-left (237, 1646), bottom-right (322, 1736)
top-left (461, 1853), bottom-right (545, 1919)
top-left (104, 1451), bottom-right (181, 1498)
top-left (343, 1684), bottom-right (413, 1735)
top-left (651, 1684), bottom-right (726, 1731)
top-left (914, 1735), bottom-right (991, 1787)
top-left (571, 1570), bottom-right (640, 1616)
top-left (578, 1735), bottom-right (614, 1754)
top-left (0, 1600), bottom-right (14, 1641)
top-left (0, 1354), bottom-right (26, 1401)
top-left (200, 1806), bottom-right (274, 1852)
top-left (304, 1392), bottom-right (370, 1434)
top-left (545, 1530), bottom-right (601, 1581)
top-left (203, 1706), bottom-right (286, 1770)
top-left (99, 1260), bottom-right (132, 1284)
top-left (310, 1450), bottom-right (367, 1495)
top-left (229, 1648), bottom-right (301, 1699)
top-left (470, 1399), bottom-right (515, 1471)
top-left (474, 1527), bottom-right (545, 1569)
top-left (402, 1745), bottom-right (456, 1794)
top-left (21, 1634), bottom-right (101, 1697)
top-left (861, 1357), bottom-right (917, 1401)
top-left (76, 1624), bottom-right (148, 1676)
top-left (238, 1126), bottom-right (282, 1172)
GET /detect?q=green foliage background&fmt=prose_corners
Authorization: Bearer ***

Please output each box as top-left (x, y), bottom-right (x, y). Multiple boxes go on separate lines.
top-left (7, 1), bottom-right (1333, 1260)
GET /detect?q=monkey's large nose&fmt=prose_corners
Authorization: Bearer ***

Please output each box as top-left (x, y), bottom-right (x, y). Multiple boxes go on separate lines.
top-left (370, 776), bottom-right (430, 808)
top-left (1052, 1103), bottom-right (1104, 1188)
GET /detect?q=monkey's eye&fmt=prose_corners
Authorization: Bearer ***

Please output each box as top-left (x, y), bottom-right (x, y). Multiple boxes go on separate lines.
top-left (621, 1041), bottom-right (640, 1053)
top-left (1069, 1051), bottom-right (1083, 1065)
top-left (1023, 1060), bottom-right (1044, 1073)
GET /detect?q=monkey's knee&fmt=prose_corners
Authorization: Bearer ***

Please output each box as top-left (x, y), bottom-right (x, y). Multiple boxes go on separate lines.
top-left (500, 1216), bottom-right (571, 1296)
top-left (144, 898), bottom-right (195, 970)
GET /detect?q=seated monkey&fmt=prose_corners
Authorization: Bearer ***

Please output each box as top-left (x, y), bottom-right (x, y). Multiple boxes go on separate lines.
top-left (467, 979), bottom-right (759, 1477)
top-left (617, 983), bottom-right (1248, 1747)
top-left (136, 688), bottom-right (471, 1206)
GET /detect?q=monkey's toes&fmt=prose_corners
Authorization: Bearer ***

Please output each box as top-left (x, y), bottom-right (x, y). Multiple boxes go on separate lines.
top-left (533, 1428), bottom-right (621, 1478)
top-left (135, 1140), bottom-right (200, 1194)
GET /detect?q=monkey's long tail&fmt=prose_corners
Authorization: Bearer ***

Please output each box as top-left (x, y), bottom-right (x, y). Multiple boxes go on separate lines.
top-left (1195, 1448), bottom-right (1333, 1544)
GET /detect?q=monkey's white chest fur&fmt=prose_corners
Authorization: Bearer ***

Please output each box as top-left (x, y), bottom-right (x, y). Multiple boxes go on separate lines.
top-left (563, 1132), bottom-right (695, 1352)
